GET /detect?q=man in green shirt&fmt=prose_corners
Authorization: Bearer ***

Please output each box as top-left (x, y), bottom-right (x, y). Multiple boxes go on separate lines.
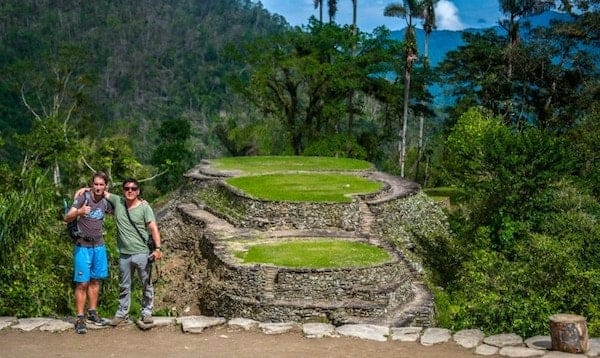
top-left (104, 178), bottom-right (162, 325)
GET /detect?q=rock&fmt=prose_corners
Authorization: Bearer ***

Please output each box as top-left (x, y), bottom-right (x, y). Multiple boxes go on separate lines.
top-left (302, 323), bottom-right (337, 338)
top-left (453, 328), bottom-right (484, 348)
top-left (497, 346), bottom-right (545, 357)
top-left (420, 327), bottom-right (452, 346)
top-left (39, 319), bottom-right (73, 332)
top-left (228, 318), bottom-right (259, 331)
top-left (524, 335), bottom-right (551, 350)
top-left (475, 344), bottom-right (499, 355)
top-left (11, 318), bottom-right (53, 331)
top-left (258, 322), bottom-right (299, 335)
top-left (483, 333), bottom-right (523, 347)
top-left (153, 316), bottom-right (176, 326)
top-left (335, 324), bottom-right (389, 342)
top-left (0, 317), bottom-right (17, 330)
top-left (179, 315), bottom-right (227, 333)
top-left (390, 326), bottom-right (422, 342)
top-left (588, 338), bottom-right (600, 357)
top-left (136, 316), bottom-right (175, 330)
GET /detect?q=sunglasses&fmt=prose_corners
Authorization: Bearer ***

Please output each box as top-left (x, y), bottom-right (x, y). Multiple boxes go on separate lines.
top-left (123, 186), bottom-right (138, 192)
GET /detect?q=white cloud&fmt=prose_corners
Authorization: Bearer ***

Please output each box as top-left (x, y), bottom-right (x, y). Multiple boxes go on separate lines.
top-left (435, 0), bottom-right (465, 31)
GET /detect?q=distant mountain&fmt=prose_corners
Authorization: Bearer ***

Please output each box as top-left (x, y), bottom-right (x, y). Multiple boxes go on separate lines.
top-left (389, 11), bottom-right (574, 67)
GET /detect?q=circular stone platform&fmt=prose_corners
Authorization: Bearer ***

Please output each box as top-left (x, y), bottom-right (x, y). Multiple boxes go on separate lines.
top-left (155, 160), bottom-right (434, 327)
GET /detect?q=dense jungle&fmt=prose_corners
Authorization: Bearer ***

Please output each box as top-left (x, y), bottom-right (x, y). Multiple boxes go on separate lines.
top-left (0, 0), bottom-right (598, 337)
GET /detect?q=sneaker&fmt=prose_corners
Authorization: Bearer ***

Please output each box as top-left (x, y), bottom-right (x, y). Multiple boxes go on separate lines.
top-left (74, 317), bottom-right (87, 334)
top-left (86, 310), bottom-right (104, 326)
top-left (142, 315), bottom-right (154, 324)
top-left (108, 315), bottom-right (130, 326)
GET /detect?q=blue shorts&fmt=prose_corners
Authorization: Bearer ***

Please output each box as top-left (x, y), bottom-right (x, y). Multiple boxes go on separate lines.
top-left (73, 245), bottom-right (108, 283)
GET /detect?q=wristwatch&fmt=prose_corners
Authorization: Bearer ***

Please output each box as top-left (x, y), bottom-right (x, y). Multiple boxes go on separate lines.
top-left (154, 246), bottom-right (161, 251)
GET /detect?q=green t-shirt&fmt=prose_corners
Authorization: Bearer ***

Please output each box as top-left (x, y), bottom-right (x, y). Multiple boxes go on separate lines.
top-left (106, 193), bottom-right (156, 255)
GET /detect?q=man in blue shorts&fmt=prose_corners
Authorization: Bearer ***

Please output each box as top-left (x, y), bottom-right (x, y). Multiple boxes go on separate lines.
top-left (64, 171), bottom-right (113, 334)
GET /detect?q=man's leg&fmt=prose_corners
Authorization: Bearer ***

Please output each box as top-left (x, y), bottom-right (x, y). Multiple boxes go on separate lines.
top-left (75, 282), bottom-right (89, 316)
top-left (73, 246), bottom-right (92, 334)
top-left (111, 254), bottom-right (133, 323)
top-left (87, 244), bottom-right (108, 324)
top-left (86, 280), bottom-right (104, 325)
top-left (88, 280), bottom-right (100, 309)
top-left (134, 253), bottom-right (154, 322)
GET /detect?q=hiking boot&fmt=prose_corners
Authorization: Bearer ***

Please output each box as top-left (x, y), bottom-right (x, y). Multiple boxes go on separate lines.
top-left (108, 315), bottom-right (130, 326)
top-left (86, 310), bottom-right (104, 326)
top-left (74, 317), bottom-right (87, 334)
top-left (142, 315), bottom-right (154, 324)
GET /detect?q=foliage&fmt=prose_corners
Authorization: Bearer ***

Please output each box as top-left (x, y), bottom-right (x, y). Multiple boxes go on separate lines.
top-left (0, 171), bottom-right (56, 263)
top-left (0, 172), bottom-right (71, 316)
top-left (0, 0), bottom-right (287, 169)
top-left (151, 119), bottom-right (194, 193)
top-left (421, 107), bottom-right (600, 336)
top-left (226, 173), bottom-right (382, 203)
top-left (213, 155), bottom-right (373, 173)
top-left (302, 133), bottom-right (368, 159)
top-left (224, 20), bottom-right (407, 157)
top-left (236, 239), bottom-right (391, 268)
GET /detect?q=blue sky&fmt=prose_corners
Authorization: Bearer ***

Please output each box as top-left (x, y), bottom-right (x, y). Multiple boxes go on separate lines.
top-left (256, 0), bottom-right (504, 32)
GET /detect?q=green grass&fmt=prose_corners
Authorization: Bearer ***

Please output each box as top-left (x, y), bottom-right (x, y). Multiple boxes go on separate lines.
top-left (213, 156), bottom-right (373, 174)
top-left (236, 240), bottom-right (392, 268)
top-left (226, 173), bottom-right (382, 203)
top-left (423, 186), bottom-right (464, 204)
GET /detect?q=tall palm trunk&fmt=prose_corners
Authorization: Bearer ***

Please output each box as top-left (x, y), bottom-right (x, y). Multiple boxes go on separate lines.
top-left (347, 0), bottom-right (357, 141)
top-left (415, 0), bottom-right (436, 181)
top-left (400, 49), bottom-right (416, 178)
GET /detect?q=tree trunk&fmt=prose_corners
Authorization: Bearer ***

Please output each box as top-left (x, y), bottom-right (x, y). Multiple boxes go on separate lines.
top-left (550, 314), bottom-right (589, 354)
top-left (415, 108), bottom-right (424, 181)
top-left (399, 61), bottom-right (412, 178)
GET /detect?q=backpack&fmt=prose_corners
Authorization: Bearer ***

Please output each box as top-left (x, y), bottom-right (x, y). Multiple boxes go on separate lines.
top-left (64, 191), bottom-right (110, 242)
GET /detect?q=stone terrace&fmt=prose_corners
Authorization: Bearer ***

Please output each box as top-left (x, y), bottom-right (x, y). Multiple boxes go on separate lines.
top-left (159, 160), bottom-right (432, 326)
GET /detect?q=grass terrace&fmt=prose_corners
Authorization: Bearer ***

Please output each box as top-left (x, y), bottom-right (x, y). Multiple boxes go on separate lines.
top-left (235, 239), bottom-right (392, 268)
top-left (226, 173), bottom-right (382, 203)
top-left (213, 156), bottom-right (373, 174)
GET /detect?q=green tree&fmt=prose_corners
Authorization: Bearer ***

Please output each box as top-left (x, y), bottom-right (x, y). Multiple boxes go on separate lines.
top-left (428, 107), bottom-right (599, 336)
top-left (151, 118), bottom-right (193, 193)
top-left (226, 23), bottom-right (358, 154)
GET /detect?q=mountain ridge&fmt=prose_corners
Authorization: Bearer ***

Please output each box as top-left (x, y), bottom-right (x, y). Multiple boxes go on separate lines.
top-left (389, 10), bottom-right (574, 67)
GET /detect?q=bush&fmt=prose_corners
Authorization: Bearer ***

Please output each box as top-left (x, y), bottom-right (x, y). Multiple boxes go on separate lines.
top-left (302, 134), bottom-right (368, 160)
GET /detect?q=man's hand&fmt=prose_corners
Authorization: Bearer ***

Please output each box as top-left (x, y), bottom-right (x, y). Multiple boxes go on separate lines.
top-left (78, 204), bottom-right (91, 217)
top-left (74, 187), bottom-right (90, 199)
top-left (150, 249), bottom-right (163, 261)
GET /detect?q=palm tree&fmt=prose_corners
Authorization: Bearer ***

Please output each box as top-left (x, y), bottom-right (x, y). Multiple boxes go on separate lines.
top-left (415, 0), bottom-right (436, 181)
top-left (328, 0), bottom-right (338, 23)
top-left (351, 0), bottom-right (357, 34)
top-left (499, 0), bottom-right (554, 78)
top-left (347, 0), bottom-right (358, 140)
top-left (499, 0), bottom-right (554, 127)
top-left (384, 0), bottom-right (424, 178)
top-left (313, 0), bottom-right (324, 24)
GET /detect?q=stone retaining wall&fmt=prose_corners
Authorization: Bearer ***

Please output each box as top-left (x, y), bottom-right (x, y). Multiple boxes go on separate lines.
top-left (196, 181), bottom-right (363, 232)
top-left (168, 167), bottom-right (435, 327)
top-left (178, 203), bottom-right (420, 325)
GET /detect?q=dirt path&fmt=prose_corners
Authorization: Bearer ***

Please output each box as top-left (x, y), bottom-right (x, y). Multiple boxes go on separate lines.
top-left (0, 324), bottom-right (482, 358)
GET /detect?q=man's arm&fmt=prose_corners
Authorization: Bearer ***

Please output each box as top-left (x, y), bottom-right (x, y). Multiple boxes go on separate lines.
top-left (63, 194), bottom-right (89, 223)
